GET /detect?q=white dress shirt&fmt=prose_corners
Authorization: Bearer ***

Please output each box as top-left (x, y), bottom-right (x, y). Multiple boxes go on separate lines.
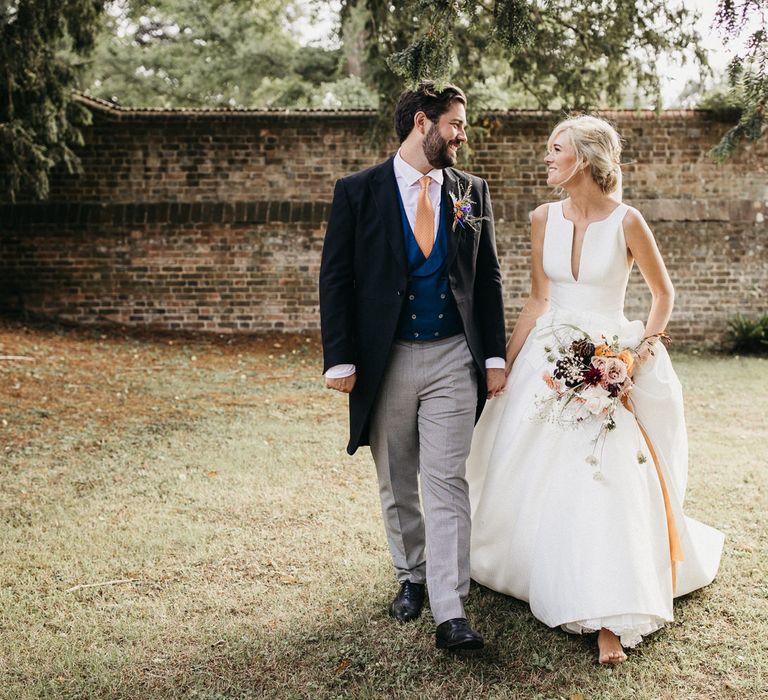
top-left (393, 149), bottom-right (443, 238)
top-left (326, 150), bottom-right (505, 379)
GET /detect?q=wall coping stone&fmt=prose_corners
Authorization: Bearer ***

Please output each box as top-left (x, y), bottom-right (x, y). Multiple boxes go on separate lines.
top-left (2, 198), bottom-right (763, 228)
top-left (74, 93), bottom-right (734, 123)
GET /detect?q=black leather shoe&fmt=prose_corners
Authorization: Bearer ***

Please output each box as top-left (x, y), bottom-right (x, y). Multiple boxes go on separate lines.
top-left (388, 581), bottom-right (425, 623)
top-left (435, 618), bottom-right (484, 650)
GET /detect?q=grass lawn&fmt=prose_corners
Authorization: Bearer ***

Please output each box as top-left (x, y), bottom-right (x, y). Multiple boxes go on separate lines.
top-left (1, 320), bottom-right (766, 700)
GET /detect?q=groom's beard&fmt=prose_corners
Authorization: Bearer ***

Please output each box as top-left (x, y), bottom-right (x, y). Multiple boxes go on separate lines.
top-left (423, 125), bottom-right (460, 169)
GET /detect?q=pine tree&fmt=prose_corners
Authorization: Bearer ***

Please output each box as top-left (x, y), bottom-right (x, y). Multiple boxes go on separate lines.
top-left (344, 0), bottom-right (706, 131)
top-left (0, 0), bottom-right (105, 202)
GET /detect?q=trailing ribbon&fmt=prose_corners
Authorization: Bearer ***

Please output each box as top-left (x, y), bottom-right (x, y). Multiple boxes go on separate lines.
top-left (621, 395), bottom-right (685, 592)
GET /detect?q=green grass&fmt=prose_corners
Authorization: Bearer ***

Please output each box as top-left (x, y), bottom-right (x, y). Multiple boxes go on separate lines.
top-left (1, 327), bottom-right (766, 700)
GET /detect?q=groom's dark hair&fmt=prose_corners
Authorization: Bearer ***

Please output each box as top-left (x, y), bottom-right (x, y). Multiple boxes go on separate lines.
top-left (394, 81), bottom-right (467, 143)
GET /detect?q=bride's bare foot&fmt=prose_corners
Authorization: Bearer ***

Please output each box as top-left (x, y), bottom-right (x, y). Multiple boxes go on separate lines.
top-left (597, 628), bottom-right (627, 665)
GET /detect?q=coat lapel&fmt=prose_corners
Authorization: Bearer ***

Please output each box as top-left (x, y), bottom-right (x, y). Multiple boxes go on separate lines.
top-left (443, 167), bottom-right (461, 268)
top-left (370, 158), bottom-right (407, 273)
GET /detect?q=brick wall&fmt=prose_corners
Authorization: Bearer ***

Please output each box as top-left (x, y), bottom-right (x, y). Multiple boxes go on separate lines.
top-left (1, 96), bottom-right (766, 345)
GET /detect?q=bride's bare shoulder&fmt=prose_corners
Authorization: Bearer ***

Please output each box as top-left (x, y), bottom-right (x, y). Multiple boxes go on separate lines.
top-left (529, 202), bottom-right (556, 243)
top-left (621, 205), bottom-right (652, 234)
top-left (531, 201), bottom-right (558, 225)
top-left (620, 203), bottom-right (647, 223)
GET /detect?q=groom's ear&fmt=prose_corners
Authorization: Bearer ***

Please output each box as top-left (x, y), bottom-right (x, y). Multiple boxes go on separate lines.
top-left (413, 110), bottom-right (430, 135)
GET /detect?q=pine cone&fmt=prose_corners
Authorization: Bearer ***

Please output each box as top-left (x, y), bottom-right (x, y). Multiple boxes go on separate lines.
top-left (571, 338), bottom-right (596, 363)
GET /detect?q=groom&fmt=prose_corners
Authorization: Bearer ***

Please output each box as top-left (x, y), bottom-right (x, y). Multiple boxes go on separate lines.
top-left (319, 82), bottom-right (506, 650)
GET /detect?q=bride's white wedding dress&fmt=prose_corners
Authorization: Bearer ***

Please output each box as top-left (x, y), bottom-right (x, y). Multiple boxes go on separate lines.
top-left (467, 201), bottom-right (724, 647)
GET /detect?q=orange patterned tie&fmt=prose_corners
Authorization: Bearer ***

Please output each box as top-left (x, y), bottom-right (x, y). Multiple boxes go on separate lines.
top-left (414, 175), bottom-right (434, 258)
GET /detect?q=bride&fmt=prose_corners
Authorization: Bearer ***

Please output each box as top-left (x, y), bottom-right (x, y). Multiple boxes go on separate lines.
top-left (466, 115), bottom-right (724, 664)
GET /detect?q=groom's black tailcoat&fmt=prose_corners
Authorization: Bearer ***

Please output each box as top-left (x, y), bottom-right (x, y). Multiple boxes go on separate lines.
top-left (319, 157), bottom-right (506, 455)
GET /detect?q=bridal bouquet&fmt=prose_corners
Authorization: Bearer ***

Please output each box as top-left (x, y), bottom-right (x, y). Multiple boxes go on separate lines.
top-left (535, 325), bottom-right (666, 478)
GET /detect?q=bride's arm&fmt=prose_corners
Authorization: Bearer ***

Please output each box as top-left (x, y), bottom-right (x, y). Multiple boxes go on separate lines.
top-left (505, 204), bottom-right (551, 374)
top-left (623, 208), bottom-right (675, 360)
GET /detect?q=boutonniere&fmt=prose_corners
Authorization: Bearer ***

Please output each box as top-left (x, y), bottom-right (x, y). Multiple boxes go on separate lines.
top-left (450, 181), bottom-right (487, 233)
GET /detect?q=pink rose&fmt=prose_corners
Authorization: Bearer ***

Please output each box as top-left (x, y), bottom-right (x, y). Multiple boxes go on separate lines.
top-left (592, 356), bottom-right (627, 386)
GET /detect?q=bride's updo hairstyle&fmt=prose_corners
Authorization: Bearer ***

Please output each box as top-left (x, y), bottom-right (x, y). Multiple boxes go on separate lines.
top-left (548, 115), bottom-right (623, 199)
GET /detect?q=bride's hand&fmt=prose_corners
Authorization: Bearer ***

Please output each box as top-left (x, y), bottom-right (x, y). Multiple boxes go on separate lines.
top-left (632, 332), bottom-right (669, 367)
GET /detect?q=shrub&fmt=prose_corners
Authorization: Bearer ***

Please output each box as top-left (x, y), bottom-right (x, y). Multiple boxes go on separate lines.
top-left (726, 314), bottom-right (768, 355)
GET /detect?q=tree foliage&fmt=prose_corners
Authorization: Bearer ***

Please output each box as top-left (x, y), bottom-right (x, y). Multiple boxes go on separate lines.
top-left (1, 0), bottom-right (105, 202)
top-left (84, 0), bottom-right (377, 110)
top-left (5, 0), bottom-right (751, 204)
top-left (344, 0), bottom-right (705, 118)
top-left (709, 0), bottom-right (768, 161)
top-left (86, 1), bottom-right (707, 117)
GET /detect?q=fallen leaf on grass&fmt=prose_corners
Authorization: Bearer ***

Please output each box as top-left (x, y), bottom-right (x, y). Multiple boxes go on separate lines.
top-left (334, 659), bottom-right (350, 675)
top-left (206, 470), bottom-right (218, 477)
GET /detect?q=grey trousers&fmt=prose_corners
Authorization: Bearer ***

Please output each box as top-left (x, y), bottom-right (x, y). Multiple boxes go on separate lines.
top-left (369, 333), bottom-right (478, 625)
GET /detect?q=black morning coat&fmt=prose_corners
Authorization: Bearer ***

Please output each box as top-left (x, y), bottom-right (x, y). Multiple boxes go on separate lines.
top-left (319, 156), bottom-right (507, 455)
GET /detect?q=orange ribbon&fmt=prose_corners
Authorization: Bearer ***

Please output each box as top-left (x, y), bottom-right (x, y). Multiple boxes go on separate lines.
top-left (621, 395), bottom-right (685, 593)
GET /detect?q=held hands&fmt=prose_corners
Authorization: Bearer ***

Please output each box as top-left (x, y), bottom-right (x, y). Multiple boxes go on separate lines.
top-left (486, 367), bottom-right (507, 399)
top-left (327, 368), bottom-right (506, 398)
top-left (325, 373), bottom-right (357, 394)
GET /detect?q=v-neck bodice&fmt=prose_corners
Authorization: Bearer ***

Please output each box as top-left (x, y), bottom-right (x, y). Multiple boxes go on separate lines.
top-left (542, 200), bottom-right (631, 319)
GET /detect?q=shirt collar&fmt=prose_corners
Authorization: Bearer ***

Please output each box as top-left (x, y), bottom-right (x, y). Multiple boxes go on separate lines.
top-left (394, 149), bottom-right (444, 187)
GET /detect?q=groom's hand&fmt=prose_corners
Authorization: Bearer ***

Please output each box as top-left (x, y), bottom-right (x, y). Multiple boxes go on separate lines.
top-left (326, 373), bottom-right (357, 393)
top-left (485, 368), bottom-right (506, 399)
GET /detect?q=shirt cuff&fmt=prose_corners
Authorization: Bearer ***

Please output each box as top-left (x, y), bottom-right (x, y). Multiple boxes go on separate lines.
top-left (325, 364), bottom-right (356, 378)
top-left (485, 357), bottom-right (505, 369)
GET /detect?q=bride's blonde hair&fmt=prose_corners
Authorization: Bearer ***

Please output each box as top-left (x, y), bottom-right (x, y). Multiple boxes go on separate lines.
top-left (548, 115), bottom-right (623, 202)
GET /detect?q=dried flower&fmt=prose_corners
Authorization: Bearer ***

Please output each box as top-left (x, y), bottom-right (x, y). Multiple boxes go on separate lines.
top-left (583, 365), bottom-right (603, 386)
top-left (450, 181), bottom-right (487, 233)
top-left (543, 371), bottom-right (564, 392)
top-left (554, 355), bottom-right (585, 387)
top-left (594, 344), bottom-right (616, 357)
top-left (571, 338), bottom-right (596, 361)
